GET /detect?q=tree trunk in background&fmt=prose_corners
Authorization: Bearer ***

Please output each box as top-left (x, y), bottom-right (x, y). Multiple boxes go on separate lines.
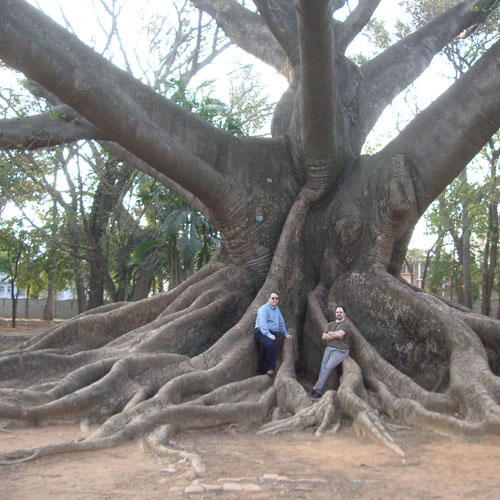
top-left (462, 208), bottom-right (473, 309)
top-left (86, 260), bottom-right (104, 310)
top-left (481, 158), bottom-right (499, 316)
top-left (42, 279), bottom-right (54, 321)
top-left (10, 278), bottom-right (17, 328)
top-left (24, 291), bottom-right (30, 319)
top-left (75, 272), bottom-right (87, 314)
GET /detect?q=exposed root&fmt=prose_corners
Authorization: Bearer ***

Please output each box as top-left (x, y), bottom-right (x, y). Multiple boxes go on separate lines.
top-left (3, 210), bottom-right (500, 466)
top-left (329, 267), bottom-right (500, 441)
top-left (337, 357), bottom-right (405, 456)
top-left (2, 354), bottom-right (193, 424)
top-left (273, 328), bottom-right (310, 415)
top-left (0, 434), bottom-right (124, 465)
top-left (0, 290), bottom-right (277, 464)
top-left (258, 390), bottom-right (339, 436)
top-left (6, 262), bottom-right (225, 354)
top-left (0, 262), bottom-right (258, 426)
top-left (143, 425), bottom-right (206, 476)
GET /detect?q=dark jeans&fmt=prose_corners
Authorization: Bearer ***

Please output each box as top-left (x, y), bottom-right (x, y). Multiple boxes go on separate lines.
top-left (254, 328), bottom-right (277, 374)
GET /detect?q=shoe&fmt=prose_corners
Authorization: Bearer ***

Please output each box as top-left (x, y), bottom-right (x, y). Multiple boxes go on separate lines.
top-left (266, 370), bottom-right (275, 376)
top-left (309, 390), bottom-right (322, 399)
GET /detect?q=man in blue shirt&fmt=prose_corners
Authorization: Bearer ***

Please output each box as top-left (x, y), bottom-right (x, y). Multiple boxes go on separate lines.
top-left (254, 292), bottom-right (292, 376)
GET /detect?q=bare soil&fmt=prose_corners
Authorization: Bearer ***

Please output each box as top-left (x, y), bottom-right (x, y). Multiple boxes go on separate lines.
top-left (1, 319), bottom-right (500, 500)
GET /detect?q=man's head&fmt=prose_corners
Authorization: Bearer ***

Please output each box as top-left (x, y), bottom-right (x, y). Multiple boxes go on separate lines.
top-left (267, 292), bottom-right (279, 307)
top-left (335, 305), bottom-right (346, 322)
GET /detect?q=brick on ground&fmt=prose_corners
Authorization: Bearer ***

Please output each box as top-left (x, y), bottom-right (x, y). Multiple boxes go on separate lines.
top-left (297, 477), bottom-right (328, 484)
top-left (201, 484), bottom-right (223, 492)
top-left (241, 483), bottom-right (261, 492)
top-left (222, 483), bottom-right (243, 492)
top-left (260, 473), bottom-right (279, 482)
top-left (184, 485), bottom-right (205, 494)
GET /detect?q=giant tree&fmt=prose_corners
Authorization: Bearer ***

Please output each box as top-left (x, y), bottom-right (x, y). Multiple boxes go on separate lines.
top-left (0, 0), bottom-right (500, 463)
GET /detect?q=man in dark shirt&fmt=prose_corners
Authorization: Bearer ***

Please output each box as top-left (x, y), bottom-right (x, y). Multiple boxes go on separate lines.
top-left (310, 305), bottom-right (351, 398)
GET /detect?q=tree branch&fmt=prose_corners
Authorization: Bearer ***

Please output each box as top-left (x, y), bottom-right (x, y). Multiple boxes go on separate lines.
top-left (0, 0), bottom-right (231, 206)
top-left (0, 105), bottom-right (108, 149)
top-left (100, 141), bottom-right (212, 221)
top-left (358, 0), bottom-right (498, 143)
top-left (253, 0), bottom-right (299, 74)
top-left (191, 0), bottom-right (289, 79)
top-left (296, 0), bottom-right (339, 193)
top-left (384, 39), bottom-right (500, 214)
top-left (335, 0), bottom-right (381, 54)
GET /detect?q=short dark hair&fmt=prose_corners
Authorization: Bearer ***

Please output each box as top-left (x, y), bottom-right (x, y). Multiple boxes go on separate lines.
top-left (268, 291), bottom-right (279, 299)
top-left (336, 305), bottom-right (346, 313)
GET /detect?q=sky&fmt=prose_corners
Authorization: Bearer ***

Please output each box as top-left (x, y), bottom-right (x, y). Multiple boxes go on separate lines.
top-left (9, 0), bottom-right (456, 249)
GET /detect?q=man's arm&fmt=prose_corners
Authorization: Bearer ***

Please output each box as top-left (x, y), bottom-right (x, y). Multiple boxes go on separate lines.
top-left (322, 329), bottom-right (346, 340)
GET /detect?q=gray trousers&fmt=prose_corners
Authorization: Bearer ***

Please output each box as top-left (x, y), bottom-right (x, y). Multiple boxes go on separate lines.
top-left (313, 346), bottom-right (349, 394)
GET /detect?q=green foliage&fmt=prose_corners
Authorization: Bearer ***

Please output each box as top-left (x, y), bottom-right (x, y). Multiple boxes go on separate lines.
top-left (423, 169), bottom-right (491, 303)
top-left (165, 73), bottom-right (272, 137)
top-left (397, 0), bottom-right (500, 309)
top-left (136, 176), bottom-right (219, 288)
top-left (0, 221), bottom-right (52, 299)
top-left (364, 19), bottom-right (392, 49)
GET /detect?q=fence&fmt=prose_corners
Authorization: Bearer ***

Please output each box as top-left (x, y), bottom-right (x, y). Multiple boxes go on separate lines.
top-left (0, 298), bottom-right (79, 320)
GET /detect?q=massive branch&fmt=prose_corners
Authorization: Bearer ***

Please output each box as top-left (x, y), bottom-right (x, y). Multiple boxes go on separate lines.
top-left (0, 1), bottom-right (230, 205)
top-left (335, 0), bottom-right (381, 54)
top-left (384, 39), bottom-right (500, 213)
top-left (191, 0), bottom-right (289, 77)
top-left (0, 0), bottom-right (299, 255)
top-left (358, 0), bottom-right (498, 143)
top-left (0, 105), bottom-right (108, 149)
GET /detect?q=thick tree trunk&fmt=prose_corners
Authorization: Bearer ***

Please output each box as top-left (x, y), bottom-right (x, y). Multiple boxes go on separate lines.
top-left (42, 279), bottom-right (54, 321)
top-left (129, 271), bottom-right (153, 302)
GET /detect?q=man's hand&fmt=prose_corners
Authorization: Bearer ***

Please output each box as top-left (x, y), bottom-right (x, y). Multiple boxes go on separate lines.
top-left (285, 335), bottom-right (293, 340)
top-left (269, 334), bottom-right (276, 340)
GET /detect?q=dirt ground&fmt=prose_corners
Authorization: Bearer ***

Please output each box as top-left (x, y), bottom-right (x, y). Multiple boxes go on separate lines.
top-left (1, 319), bottom-right (500, 500)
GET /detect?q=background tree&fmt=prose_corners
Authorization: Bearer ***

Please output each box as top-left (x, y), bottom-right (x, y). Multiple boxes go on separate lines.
top-left (0, 222), bottom-right (25, 327)
top-left (478, 136), bottom-right (500, 316)
top-left (0, 0), bottom-right (499, 465)
top-left (424, 171), bottom-right (483, 305)
top-left (391, 0), bottom-right (500, 314)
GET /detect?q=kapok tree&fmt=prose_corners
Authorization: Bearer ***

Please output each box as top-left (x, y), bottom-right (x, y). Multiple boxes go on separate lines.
top-left (0, 0), bottom-right (499, 463)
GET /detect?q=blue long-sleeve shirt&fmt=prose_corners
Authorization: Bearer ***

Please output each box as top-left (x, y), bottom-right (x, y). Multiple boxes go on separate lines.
top-left (255, 302), bottom-right (288, 339)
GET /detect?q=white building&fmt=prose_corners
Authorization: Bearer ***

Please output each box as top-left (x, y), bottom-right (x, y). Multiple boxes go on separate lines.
top-left (0, 274), bottom-right (26, 299)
